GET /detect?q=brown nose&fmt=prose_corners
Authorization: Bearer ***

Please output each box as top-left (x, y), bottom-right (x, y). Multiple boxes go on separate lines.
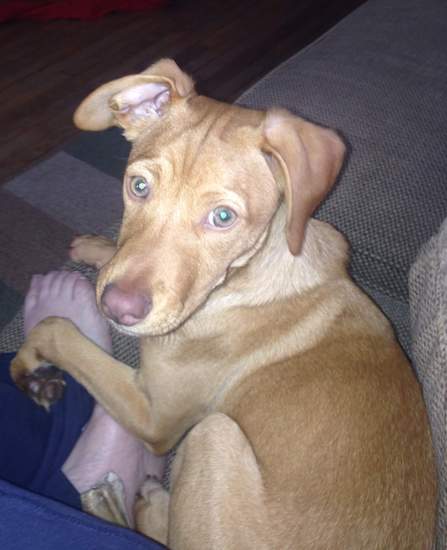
top-left (101, 284), bottom-right (152, 326)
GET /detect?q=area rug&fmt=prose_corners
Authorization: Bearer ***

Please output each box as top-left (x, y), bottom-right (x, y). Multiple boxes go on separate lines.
top-left (0, 135), bottom-right (124, 318)
top-left (0, 127), bottom-right (140, 366)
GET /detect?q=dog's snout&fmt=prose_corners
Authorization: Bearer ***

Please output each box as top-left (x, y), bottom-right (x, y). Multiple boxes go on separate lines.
top-left (101, 283), bottom-right (152, 326)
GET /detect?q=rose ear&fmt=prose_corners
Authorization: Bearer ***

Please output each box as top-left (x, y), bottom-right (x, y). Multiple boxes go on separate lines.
top-left (73, 58), bottom-right (195, 140)
top-left (262, 109), bottom-right (346, 255)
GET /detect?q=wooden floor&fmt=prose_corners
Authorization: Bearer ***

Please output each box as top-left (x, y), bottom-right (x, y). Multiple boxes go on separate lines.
top-left (0, 0), bottom-right (364, 185)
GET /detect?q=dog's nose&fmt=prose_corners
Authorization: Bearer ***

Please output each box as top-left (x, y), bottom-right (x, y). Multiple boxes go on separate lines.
top-left (101, 284), bottom-right (152, 326)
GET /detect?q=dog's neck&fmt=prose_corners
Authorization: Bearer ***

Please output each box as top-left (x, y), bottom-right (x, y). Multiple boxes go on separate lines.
top-left (204, 203), bottom-right (349, 312)
top-left (171, 204), bottom-right (350, 415)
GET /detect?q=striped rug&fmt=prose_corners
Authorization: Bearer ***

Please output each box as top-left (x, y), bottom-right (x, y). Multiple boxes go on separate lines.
top-left (0, 128), bottom-right (129, 332)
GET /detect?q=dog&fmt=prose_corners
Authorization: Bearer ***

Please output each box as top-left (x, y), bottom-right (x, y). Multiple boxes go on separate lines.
top-left (11, 59), bottom-right (437, 549)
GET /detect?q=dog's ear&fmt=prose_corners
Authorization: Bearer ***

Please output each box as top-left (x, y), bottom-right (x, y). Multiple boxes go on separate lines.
top-left (262, 109), bottom-right (346, 255)
top-left (73, 58), bottom-right (195, 140)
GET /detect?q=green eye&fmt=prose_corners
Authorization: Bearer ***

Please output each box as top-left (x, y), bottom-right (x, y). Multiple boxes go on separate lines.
top-left (208, 206), bottom-right (237, 228)
top-left (129, 176), bottom-right (150, 198)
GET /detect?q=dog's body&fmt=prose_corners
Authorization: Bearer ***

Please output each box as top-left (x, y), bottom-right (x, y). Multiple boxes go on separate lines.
top-left (11, 60), bottom-right (436, 548)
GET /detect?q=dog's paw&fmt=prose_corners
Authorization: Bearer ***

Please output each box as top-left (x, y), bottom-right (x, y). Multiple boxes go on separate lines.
top-left (137, 476), bottom-right (165, 502)
top-left (14, 364), bottom-right (65, 410)
top-left (69, 235), bottom-right (116, 269)
top-left (135, 477), bottom-right (169, 544)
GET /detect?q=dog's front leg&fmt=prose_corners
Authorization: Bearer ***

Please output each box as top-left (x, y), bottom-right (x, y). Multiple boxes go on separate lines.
top-left (10, 316), bottom-right (152, 441)
top-left (69, 234), bottom-right (117, 269)
top-left (134, 478), bottom-right (170, 545)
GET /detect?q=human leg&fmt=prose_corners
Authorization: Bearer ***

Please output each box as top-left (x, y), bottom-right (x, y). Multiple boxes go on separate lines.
top-left (2, 271), bottom-right (166, 522)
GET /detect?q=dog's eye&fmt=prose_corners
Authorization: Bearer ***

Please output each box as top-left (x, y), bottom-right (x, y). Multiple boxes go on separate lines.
top-left (207, 207), bottom-right (237, 229)
top-left (129, 176), bottom-right (150, 198)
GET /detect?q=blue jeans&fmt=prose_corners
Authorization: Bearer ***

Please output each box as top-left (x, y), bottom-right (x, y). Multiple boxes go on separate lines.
top-left (0, 352), bottom-right (165, 549)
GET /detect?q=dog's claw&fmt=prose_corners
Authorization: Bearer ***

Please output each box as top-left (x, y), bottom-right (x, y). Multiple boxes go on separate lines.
top-left (16, 365), bottom-right (66, 410)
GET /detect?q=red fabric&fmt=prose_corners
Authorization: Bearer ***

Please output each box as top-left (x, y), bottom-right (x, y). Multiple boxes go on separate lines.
top-left (0, 0), bottom-right (167, 22)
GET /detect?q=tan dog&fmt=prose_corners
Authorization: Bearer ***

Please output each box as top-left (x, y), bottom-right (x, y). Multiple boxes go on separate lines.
top-left (11, 59), bottom-right (436, 549)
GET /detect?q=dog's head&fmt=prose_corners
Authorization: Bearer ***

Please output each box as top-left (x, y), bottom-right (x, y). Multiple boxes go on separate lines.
top-left (74, 59), bottom-right (345, 336)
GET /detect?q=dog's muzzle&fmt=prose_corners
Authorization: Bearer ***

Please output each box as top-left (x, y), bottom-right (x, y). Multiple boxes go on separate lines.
top-left (101, 283), bottom-right (152, 326)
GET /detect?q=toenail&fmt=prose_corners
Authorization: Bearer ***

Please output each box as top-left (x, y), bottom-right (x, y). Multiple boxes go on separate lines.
top-left (29, 380), bottom-right (40, 395)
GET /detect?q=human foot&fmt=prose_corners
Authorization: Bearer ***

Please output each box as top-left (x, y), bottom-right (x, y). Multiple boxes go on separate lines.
top-left (24, 270), bottom-right (111, 352)
top-left (63, 405), bottom-right (166, 526)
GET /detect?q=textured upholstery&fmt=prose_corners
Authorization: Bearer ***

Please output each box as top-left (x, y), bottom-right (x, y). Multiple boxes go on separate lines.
top-left (237, 0), bottom-right (447, 356)
top-left (410, 220), bottom-right (447, 548)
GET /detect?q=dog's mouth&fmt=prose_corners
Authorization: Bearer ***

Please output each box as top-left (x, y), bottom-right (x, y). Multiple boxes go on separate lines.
top-left (106, 318), bottom-right (141, 338)
top-left (107, 315), bottom-right (182, 337)
top-left (96, 257), bottom-right (229, 338)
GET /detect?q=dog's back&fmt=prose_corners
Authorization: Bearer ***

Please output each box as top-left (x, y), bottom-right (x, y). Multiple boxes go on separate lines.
top-left (219, 283), bottom-right (436, 548)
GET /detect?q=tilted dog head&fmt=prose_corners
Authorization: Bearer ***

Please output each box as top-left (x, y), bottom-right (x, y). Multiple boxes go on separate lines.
top-left (74, 59), bottom-right (345, 336)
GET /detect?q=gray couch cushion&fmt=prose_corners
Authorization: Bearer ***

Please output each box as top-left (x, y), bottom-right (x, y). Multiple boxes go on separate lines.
top-left (237, 0), bottom-right (447, 353)
top-left (410, 220), bottom-right (447, 549)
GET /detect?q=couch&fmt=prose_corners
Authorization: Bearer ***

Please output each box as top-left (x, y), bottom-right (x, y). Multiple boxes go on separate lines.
top-left (1, 0), bottom-right (446, 547)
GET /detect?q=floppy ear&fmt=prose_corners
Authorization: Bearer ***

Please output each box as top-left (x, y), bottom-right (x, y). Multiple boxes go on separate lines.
top-left (73, 58), bottom-right (195, 140)
top-left (262, 109), bottom-right (346, 255)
